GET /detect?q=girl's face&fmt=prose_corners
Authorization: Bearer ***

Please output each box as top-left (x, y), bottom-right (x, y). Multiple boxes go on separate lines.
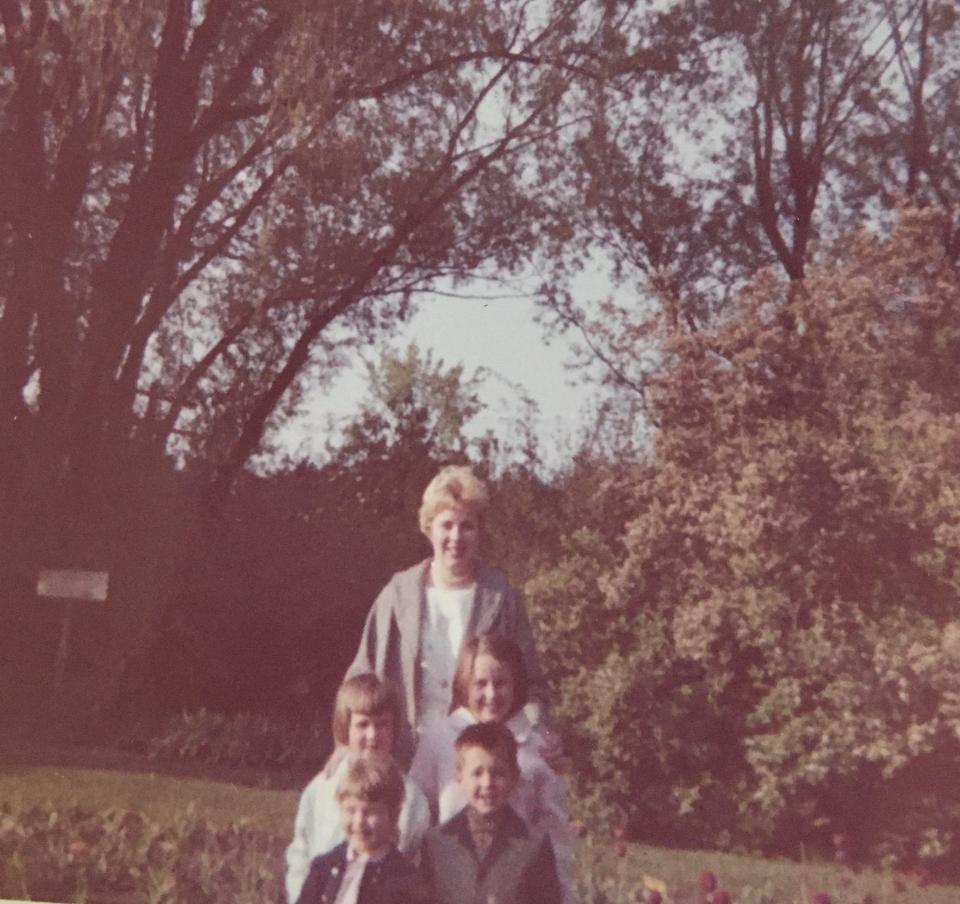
top-left (347, 711), bottom-right (395, 758)
top-left (467, 653), bottom-right (515, 723)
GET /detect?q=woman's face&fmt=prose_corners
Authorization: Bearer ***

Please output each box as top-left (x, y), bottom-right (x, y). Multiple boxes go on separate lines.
top-left (428, 503), bottom-right (480, 579)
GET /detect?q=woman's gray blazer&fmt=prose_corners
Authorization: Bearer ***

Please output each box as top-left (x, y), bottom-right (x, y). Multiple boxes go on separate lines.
top-left (344, 559), bottom-right (550, 766)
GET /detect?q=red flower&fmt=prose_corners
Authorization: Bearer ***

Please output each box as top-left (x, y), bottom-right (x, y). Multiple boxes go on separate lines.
top-left (912, 865), bottom-right (931, 888)
top-left (713, 890), bottom-right (732, 904)
top-left (647, 893), bottom-right (663, 904)
top-left (811, 894), bottom-right (831, 904)
top-left (67, 840), bottom-right (89, 862)
top-left (697, 870), bottom-right (717, 892)
top-left (862, 896), bottom-right (876, 904)
top-left (613, 840), bottom-right (627, 858)
top-left (831, 832), bottom-right (848, 848)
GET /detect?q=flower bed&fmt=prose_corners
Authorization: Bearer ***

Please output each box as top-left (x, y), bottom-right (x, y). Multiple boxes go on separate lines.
top-left (0, 802), bottom-right (284, 904)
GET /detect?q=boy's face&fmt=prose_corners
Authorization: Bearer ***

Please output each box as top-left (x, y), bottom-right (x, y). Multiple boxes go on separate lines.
top-left (339, 795), bottom-right (395, 856)
top-left (456, 744), bottom-right (518, 816)
top-left (347, 711), bottom-right (394, 758)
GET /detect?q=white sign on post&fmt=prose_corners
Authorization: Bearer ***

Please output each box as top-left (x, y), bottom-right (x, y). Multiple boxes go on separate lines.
top-left (37, 568), bottom-right (110, 698)
top-left (37, 568), bottom-right (109, 601)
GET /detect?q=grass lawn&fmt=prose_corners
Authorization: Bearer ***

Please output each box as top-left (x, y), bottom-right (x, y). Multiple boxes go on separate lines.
top-left (3, 764), bottom-right (958, 903)
top-left (0, 764), bottom-right (298, 837)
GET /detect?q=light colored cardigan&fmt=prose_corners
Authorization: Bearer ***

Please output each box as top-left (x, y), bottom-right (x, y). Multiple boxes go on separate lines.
top-left (344, 558), bottom-right (551, 766)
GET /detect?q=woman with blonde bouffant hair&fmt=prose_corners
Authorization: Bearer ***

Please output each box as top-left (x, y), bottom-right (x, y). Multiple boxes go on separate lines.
top-left (342, 465), bottom-right (556, 768)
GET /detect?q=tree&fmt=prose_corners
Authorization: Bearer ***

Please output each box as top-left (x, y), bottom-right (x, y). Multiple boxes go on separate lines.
top-left (0, 0), bottom-right (614, 573)
top-left (1, 0), bottom-right (632, 733)
top-left (538, 0), bottom-right (960, 400)
top-left (528, 209), bottom-right (960, 868)
top-left (148, 342), bottom-right (530, 723)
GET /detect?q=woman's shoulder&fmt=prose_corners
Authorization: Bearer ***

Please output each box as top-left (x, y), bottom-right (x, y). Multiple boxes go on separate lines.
top-left (373, 560), bottom-right (430, 605)
top-left (474, 561), bottom-right (522, 601)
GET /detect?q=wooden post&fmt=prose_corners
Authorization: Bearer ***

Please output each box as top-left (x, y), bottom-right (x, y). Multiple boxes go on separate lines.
top-left (37, 568), bottom-right (109, 698)
top-left (52, 600), bottom-right (77, 697)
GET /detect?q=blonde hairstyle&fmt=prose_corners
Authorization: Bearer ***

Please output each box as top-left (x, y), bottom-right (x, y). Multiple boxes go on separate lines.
top-left (454, 722), bottom-right (520, 775)
top-left (332, 674), bottom-right (401, 747)
top-left (418, 465), bottom-right (490, 535)
top-left (451, 633), bottom-right (528, 719)
top-left (336, 753), bottom-right (406, 817)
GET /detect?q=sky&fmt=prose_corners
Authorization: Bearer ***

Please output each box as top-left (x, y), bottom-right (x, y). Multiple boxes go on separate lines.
top-left (276, 289), bottom-right (600, 466)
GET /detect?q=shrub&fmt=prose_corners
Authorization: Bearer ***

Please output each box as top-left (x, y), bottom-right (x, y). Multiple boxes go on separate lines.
top-left (147, 708), bottom-right (327, 773)
top-left (527, 210), bottom-right (960, 869)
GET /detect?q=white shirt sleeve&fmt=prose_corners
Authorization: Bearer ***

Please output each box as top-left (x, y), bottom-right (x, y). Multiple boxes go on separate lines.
top-left (284, 769), bottom-right (344, 904)
top-left (284, 783), bottom-right (314, 904)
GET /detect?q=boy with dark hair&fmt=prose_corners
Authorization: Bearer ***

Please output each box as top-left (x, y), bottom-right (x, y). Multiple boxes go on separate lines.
top-left (420, 722), bottom-right (562, 904)
top-left (295, 755), bottom-right (427, 904)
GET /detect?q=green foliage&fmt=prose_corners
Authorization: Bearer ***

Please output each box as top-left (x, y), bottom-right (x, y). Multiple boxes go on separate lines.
top-left (530, 209), bottom-right (960, 869)
top-left (135, 344), bottom-right (555, 729)
top-left (146, 709), bottom-right (326, 774)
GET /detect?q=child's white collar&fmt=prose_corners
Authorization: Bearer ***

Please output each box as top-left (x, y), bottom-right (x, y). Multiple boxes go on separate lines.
top-left (448, 706), bottom-right (536, 743)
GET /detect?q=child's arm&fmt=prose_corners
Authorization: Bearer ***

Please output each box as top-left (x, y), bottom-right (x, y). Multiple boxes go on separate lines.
top-left (284, 785), bottom-right (315, 904)
top-left (502, 583), bottom-right (551, 714)
top-left (285, 772), bottom-right (343, 904)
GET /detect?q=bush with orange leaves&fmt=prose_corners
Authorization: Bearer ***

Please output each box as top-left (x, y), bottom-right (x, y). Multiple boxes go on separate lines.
top-left (527, 208), bottom-right (960, 874)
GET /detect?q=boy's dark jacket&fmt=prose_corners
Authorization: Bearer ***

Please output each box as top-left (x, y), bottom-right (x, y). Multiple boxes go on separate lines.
top-left (294, 842), bottom-right (428, 904)
top-left (420, 806), bottom-right (562, 904)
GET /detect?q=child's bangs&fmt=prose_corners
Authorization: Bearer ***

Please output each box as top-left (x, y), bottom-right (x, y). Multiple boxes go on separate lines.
top-left (333, 673), bottom-right (401, 744)
top-left (336, 756), bottom-right (405, 813)
top-left (345, 681), bottom-right (394, 718)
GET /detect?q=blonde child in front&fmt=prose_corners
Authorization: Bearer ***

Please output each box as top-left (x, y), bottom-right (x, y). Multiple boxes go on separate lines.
top-left (285, 674), bottom-right (430, 904)
top-left (409, 633), bottom-right (576, 904)
top-left (295, 755), bottom-right (428, 904)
